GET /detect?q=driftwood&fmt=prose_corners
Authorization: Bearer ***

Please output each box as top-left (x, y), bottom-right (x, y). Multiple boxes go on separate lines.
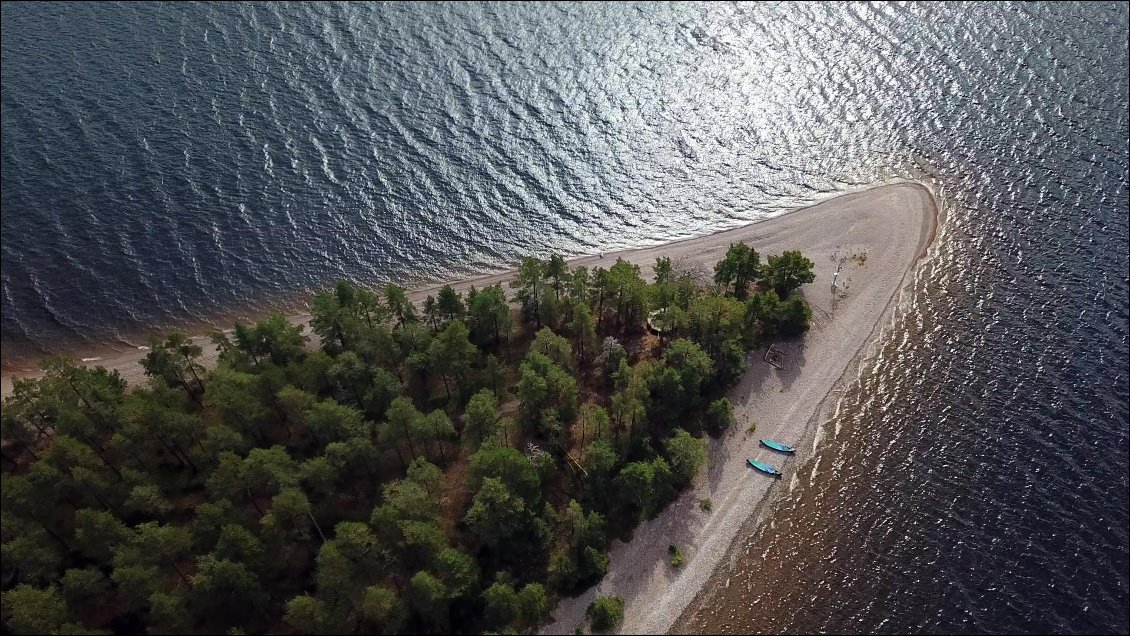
top-left (764, 343), bottom-right (785, 370)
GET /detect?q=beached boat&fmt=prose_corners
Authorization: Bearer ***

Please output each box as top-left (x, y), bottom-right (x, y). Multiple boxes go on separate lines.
top-left (747, 458), bottom-right (782, 477)
top-left (760, 439), bottom-right (796, 453)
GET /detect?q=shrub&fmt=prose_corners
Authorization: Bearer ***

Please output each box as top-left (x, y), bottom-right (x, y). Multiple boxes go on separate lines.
top-left (705, 397), bottom-right (735, 432)
top-left (587, 595), bottom-right (625, 632)
top-left (668, 544), bottom-right (685, 568)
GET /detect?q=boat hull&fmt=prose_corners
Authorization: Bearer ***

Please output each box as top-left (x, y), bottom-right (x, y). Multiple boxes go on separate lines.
top-left (760, 439), bottom-right (796, 453)
top-left (747, 458), bottom-right (783, 477)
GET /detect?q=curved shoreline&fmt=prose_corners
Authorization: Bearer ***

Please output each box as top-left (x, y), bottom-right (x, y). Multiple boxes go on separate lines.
top-left (543, 181), bottom-right (938, 634)
top-left (0, 181), bottom-right (939, 633)
top-left (670, 182), bottom-right (940, 634)
top-left (2, 181), bottom-right (934, 400)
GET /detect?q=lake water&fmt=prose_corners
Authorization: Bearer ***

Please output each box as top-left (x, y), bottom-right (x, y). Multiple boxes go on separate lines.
top-left (2, 2), bottom-right (1127, 633)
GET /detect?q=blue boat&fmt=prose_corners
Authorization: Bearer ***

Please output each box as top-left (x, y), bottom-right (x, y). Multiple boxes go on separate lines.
top-left (747, 458), bottom-right (783, 477)
top-left (760, 439), bottom-right (796, 454)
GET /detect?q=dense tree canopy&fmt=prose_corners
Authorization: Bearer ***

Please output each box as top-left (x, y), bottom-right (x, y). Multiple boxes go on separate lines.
top-left (1, 246), bottom-right (814, 635)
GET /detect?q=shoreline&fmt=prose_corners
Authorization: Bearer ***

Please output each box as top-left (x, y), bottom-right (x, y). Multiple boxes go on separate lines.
top-left (2, 180), bottom-right (931, 399)
top-left (0, 181), bottom-right (939, 633)
top-left (543, 181), bottom-right (938, 634)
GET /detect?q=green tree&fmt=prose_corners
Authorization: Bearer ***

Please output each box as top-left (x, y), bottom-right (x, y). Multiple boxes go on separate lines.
top-left (327, 351), bottom-right (372, 406)
top-left (148, 589), bottom-right (193, 634)
top-left (468, 445), bottom-right (543, 506)
top-left (214, 524), bottom-right (264, 566)
top-left (206, 367), bottom-right (269, 442)
top-left (435, 547), bottom-right (479, 601)
top-left (110, 563), bottom-right (161, 613)
top-left (478, 354), bottom-right (507, 396)
top-left (386, 397), bottom-right (423, 460)
top-left (517, 582), bottom-right (551, 630)
top-left (745, 290), bottom-right (784, 342)
top-left (355, 285), bottom-right (390, 328)
top-left (547, 500), bottom-right (609, 593)
top-left (358, 585), bottom-right (407, 633)
top-left (385, 283), bottom-right (418, 327)
top-left (400, 521), bottom-right (446, 569)
top-left (568, 301), bottom-right (598, 366)
top-left (2, 584), bottom-right (68, 635)
top-left (762, 250), bottom-right (815, 298)
top-left (664, 428), bottom-right (708, 485)
top-left (654, 255), bottom-right (674, 284)
top-left (713, 241), bottom-right (761, 300)
top-left (464, 478), bottom-right (528, 549)
top-left (397, 322), bottom-right (435, 389)
top-left (423, 295), bottom-right (442, 332)
top-left (428, 321), bottom-right (479, 400)
top-left (462, 389), bottom-right (503, 446)
top-left (606, 258), bottom-right (649, 332)
top-left (538, 285), bottom-right (563, 330)
top-left (581, 441), bottom-right (618, 500)
top-left (516, 352), bottom-right (578, 432)
top-left (482, 580), bottom-right (520, 629)
top-left (141, 331), bottom-right (206, 402)
top-left (72, 508), bottom-right (129, 564)
top-left (124, 483), bottom-right (172, 518)
top-left (705, 397), bottom-right (735, 432)
top-left (59, 568), bottom-right (109, 613)
top-left (419, 409), bottom-right (456, 462)
top-left (116, 522), bottom-right (193, 585)
top-left (305, 399), bottom-right (369, 447)
top-left (284, 595), bottom-right (329, 634)
top-left (615, 458), bottom-right (674, 519)
top-left (545, 254), bottom-right (569, 301)
top-left (511, 256), bottom-right (545, 327)
top-left (662, 338), bottom-right (715, 411)
top-left (530, 327), bottom-right (573, 370)
top-left (683, 294), bottom-right (748, 387)
top-left (241, 313), bottom-right (308, 367)
top-left (609, 361), bottom-right (649, 446)
top-left (567, 265), bottom-right (590, 309)
top-left (467, 284), bottom-right (513, 349)
top-left (2, 526), bottom-right (63, 585)
top-left (587, 595), bottom-right (625, 632)
top-left (575, 403), bottom-right (612, 452)
top-left (243, 446), bottom-right (299, 506)
top-left (778, 295), bottom-right (813, 337)
top-left (190, 553), bottom-right (265, 623)
top-left (311, 283), bottom-right (361, 352)
top-left (437, 284), bottom-right (465, 322)
top-left (409, 571), bottom-right (450, 630)
top-left (406, 457), bottom-right (445, 498)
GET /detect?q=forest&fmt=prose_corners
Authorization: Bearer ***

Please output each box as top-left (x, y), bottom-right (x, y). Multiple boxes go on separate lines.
top-left (1, 243), bottom-right (814, 635)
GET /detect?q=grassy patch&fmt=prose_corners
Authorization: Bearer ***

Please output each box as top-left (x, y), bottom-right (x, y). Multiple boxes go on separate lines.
top-left (699, 498), bottom-right (713, 512)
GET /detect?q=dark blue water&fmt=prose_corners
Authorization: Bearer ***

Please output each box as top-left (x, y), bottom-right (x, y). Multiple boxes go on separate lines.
top-left (2, 2), bottom-right (1127, 634)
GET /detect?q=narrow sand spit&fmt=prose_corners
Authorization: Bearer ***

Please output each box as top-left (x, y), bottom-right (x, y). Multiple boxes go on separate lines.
top-left (0, 182), bottom-right (938, 635)
top-left (541, 182), bottom-right (937, 634)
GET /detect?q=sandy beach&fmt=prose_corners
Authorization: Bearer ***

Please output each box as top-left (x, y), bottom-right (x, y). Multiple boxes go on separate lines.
top-left (541, 181), bottom-right (938, 634)
top-left (0, 181), bottom-right (938, 634)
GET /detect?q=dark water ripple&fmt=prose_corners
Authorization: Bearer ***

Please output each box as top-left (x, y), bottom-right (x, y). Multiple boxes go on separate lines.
top-left (2, 2), bottom-right (1127, 633)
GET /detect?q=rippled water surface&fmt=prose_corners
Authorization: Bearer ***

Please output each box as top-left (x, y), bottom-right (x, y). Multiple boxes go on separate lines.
top-left (2, 2), bottom-right (1127, 633)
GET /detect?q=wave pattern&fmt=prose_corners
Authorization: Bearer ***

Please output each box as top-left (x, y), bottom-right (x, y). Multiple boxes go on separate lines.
top-left (2, 2), bottom-right (1127, 633)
